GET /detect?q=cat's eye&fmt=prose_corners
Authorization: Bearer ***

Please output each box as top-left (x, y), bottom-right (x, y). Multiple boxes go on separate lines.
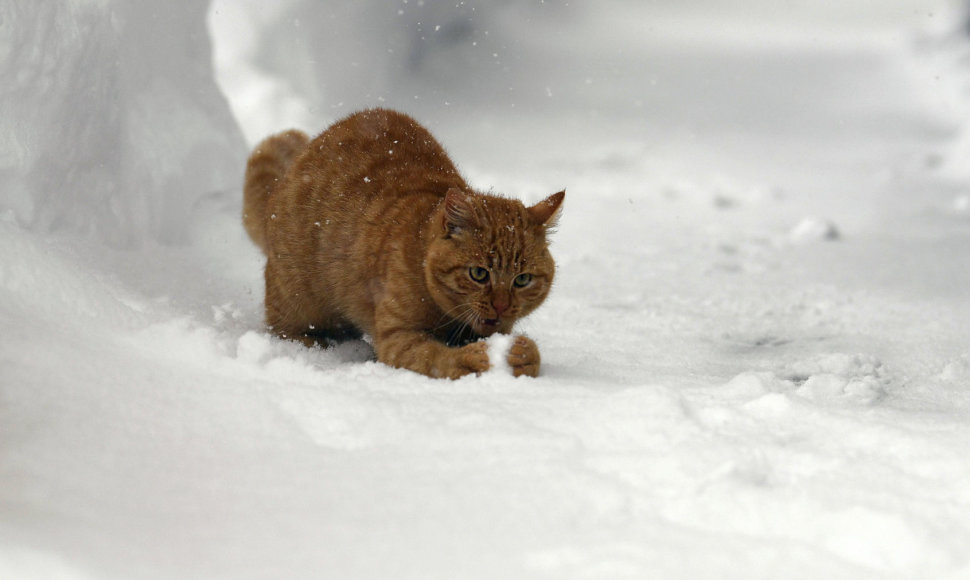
top-left (513, 273), bottom-right (533, 288)
top-left (469, 267), bottom-right (490, 283)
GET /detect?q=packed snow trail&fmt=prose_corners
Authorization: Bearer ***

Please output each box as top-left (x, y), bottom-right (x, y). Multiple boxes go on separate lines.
top-left (3, 1), bottom-right (970, 579)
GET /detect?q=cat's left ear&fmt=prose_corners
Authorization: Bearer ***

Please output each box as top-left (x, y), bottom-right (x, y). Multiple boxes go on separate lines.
top-left (443, 187), bottom-right (479, 237)
top-left (528, 190), bottom-right (565, 230)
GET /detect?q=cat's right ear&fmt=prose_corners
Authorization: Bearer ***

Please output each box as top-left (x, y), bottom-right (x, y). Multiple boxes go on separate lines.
top-left (443, 188), bottom-right (477, 237)
top-left (528, 190), bottom-right (565, 231)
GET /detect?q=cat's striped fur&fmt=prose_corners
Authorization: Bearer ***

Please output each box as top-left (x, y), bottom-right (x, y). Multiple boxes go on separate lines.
top-left (243, 108), bottom-right (563, 378)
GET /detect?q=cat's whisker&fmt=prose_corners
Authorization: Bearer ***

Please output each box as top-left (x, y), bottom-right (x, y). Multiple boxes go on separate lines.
top-left (437, 302), bottom-right (487, 346)
top-left (433, 301), bottom-right (479, 331)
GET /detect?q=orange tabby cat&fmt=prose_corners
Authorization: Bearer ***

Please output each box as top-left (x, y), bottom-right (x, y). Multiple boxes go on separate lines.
top-left (243, 108), bottom-right (564, 379)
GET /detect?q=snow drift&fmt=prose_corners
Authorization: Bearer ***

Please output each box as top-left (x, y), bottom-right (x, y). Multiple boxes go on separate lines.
top-left (0, 1), bottom-right (246, 246)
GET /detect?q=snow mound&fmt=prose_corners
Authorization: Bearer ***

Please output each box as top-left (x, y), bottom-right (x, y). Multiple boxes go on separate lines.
top-left (0, 2), bottom-right (246, 246)
top-left (719, 354), bottom-right (888, 409)
top-left (785, 353), bottom-right (888, 404)
top-left (485, 333), bottom-right (516, 375)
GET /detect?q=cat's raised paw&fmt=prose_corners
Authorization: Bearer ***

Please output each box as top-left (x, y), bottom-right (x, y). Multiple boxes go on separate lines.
top-left (507, 336), bottom-right (541, 378)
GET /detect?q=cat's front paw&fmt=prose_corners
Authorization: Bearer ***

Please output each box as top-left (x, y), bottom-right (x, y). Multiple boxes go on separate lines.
top-left (507, 336), bottom-right (541, 377)
top-left (439, 341), bottom-right (490, 379)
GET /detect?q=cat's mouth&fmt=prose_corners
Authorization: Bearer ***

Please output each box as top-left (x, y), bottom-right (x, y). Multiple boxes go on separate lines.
top-left (477, 318), bottom-right (501, 335)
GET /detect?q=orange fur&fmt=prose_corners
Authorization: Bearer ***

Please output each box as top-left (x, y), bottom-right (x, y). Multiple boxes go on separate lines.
top-left (243, 108), bottom-right (564, 378)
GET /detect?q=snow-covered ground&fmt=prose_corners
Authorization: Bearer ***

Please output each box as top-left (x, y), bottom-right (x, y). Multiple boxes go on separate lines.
top-left (3, 1), bottom-right (970, 578)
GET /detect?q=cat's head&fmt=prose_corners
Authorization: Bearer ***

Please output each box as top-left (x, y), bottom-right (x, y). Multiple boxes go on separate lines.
top-left (425, 188), bottom-right (564, 338)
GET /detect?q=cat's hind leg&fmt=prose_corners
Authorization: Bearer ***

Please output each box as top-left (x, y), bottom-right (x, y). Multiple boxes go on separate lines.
top-left (265, 301), bottom-right (361, 349)
top-left (263, 263), bottom-right (363, 348)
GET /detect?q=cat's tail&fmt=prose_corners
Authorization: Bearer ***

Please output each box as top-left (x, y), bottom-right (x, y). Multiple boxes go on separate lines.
top-left (243, 129), bottom-right (310, 254)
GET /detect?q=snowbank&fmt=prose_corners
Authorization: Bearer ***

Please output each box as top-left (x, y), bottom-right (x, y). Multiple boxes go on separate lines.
top-left (0, 1), bottom-right (246, 246)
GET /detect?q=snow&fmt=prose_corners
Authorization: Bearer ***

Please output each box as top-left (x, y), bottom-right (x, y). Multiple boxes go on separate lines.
top-left (485, 334), bottom-right (516, 376)
top-left (789, 218), bottom-right (841, 244)
top-left (0, 2), bottom-right (246, 247)
top-left (3, 1), bottom-right (970, 579)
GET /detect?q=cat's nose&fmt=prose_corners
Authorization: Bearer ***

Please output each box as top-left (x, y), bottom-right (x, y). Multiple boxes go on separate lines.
top-left (492, 293), bottom-right (510, 317)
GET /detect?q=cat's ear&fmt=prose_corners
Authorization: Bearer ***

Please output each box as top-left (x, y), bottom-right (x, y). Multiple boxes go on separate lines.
top-left (528, 190), bottom-right (565, 230)
top-left (443, 187), bottom-right (478, 237)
